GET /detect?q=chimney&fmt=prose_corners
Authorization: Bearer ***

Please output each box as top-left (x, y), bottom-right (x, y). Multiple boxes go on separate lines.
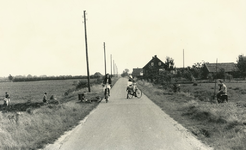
top-left (155, 55), bottom-right (157, 58)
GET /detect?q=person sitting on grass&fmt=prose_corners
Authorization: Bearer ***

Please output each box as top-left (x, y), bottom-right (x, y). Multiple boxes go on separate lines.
top-left (43, 92), bottom-right (48, 103)
top-left (4, 92), bottom-right (10, 106)
top-left (217, 80), bottom-right (227, 100)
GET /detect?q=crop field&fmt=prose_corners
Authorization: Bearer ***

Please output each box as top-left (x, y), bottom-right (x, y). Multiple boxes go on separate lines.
top-left (0, 77), bottom-right (110, 149)
top-left (0, 79), bottom-right (97, 104)
top-left (138, 80), bottom-right (246, 150)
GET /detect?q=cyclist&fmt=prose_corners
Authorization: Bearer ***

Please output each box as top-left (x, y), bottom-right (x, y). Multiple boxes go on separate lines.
top-left (127, 75), bottom-right (137, 97)
top-left (103, 73), bottom-right (112, 96)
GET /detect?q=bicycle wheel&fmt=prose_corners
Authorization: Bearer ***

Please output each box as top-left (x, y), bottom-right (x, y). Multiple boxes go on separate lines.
top-left (136, 89), bottom-right (142, 98)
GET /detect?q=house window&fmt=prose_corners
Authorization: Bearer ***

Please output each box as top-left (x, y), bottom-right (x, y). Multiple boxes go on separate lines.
top-left (151, 62), bottom-right (154, 66)
top-left (158, 62), bottom-right (162, 66)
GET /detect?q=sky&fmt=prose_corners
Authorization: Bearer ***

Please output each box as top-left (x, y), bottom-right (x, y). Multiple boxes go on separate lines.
top-left (0, 0), bottom-right (246, 77)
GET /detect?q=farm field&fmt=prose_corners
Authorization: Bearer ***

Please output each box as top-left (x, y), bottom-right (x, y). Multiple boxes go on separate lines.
top-left (0, 79), bottom-right (97, 104)
top-left (181, 81), bottom-right (246, 103)
top-left (0, 77), bottom-right (113, 149)
top-left (138, 80), bottom-right (246, 150)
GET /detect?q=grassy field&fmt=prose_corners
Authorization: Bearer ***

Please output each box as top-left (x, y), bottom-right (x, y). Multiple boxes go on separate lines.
top-left (0, 79), bottom-right (97, 104)
top-left (0, 77), bottom-right (118, 149)
top-left (138, 80), bottom-right (246, 150)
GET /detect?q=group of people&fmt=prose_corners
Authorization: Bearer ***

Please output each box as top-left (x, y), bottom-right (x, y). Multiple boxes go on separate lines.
top-left (3, 76), bottom-right (227, 106)
top-left (102, 73), bottom-right (228, 102)
top-left (102, 73), bottom-right (137, 99)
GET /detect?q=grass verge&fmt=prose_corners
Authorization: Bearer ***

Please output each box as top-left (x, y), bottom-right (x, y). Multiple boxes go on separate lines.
top-left (0, 77), bottom-right (119, 149)
top-left (138, 80), bottom-right (246, 150)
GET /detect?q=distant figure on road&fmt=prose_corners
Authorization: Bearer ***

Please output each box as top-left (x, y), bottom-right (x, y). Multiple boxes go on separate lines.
top-left (4, 92), bottom-right (10, 106)
top-left (217, 80), bottom-right (227, 99)
top-left (102, 73), bottom-right (112, 96)
top-left (127, 75), bottom-right (137, 97)
top-left (43, 92), bottom-right (48, 103)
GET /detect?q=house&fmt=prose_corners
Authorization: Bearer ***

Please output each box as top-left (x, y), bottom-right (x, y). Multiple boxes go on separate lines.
top-left (204, 62), bottom-right (239, 75)
top-left (132, 68), bottom-right (143, 78)
top-left (143, 55), bottom-right (165, 79)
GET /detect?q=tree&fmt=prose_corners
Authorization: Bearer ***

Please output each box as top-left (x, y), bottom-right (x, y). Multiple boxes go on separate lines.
top-left (189, 61), bottom-right (208, 79)
top-left (121, 69), bottom-right (129, 77)
top-left (94, 72), bottom-right (102, 78)
top-left (164, 57), bottom-right (175, 71)
top-left (237, 54), bottom-right (246, 78)
top-left (8, 74), bottom-right (13, 81)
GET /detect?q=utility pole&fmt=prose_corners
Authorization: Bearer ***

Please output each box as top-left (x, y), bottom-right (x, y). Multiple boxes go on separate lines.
top-left (113, 60), bottom-right (115, 77)
top-left (83, 10), bottom-right (90, 92)
top-left (214, 59), bottom-right (218, 100)
top-left (111, 54), bottom-right (112, 77)
top-left (104, 42), bottom-right (107, 75)
top-left (183, 49), bottom-right (184, 69)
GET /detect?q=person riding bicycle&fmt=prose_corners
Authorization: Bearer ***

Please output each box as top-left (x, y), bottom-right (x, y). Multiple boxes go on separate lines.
top-left (103, 73), bottom-right (112, 96)
top-left (127, 75), bottom-right (137, 97)
top-left (217, 79), bottom-right (227, 100)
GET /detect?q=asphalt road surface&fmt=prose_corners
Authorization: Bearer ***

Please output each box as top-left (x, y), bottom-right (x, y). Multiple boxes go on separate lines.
top-left (44, 78), bottom-right (212, 150)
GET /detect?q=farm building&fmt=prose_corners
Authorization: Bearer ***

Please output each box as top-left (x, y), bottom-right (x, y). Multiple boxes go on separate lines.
top-left (132, 68), bottom-right (143, 78)
top-left (143, 55), bottom-right (165, 79)
top-left (204, 63), bottom-right (239, 75)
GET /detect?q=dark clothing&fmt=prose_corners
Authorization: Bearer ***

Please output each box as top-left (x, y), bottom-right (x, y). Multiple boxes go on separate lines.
top-left (43, 94), bottom-right (47, 103)
top-left (217, 91), bottom-right (225, 99)
top-left (5, 93), bottom-right (10, 98)
top-left (103, 77), bottom-right (112, 85)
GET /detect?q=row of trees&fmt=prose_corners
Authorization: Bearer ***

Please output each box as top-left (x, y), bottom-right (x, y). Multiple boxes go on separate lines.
top-left (8, 72), bottom-right (103, 82)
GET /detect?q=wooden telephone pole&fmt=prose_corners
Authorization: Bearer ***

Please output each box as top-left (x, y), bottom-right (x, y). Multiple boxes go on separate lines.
top-left (104, 42), bottom-right (107, 75)
top-left (83, 10), bottom-right (90, 92)
top-left (111, 54), bottom-right (112, 77)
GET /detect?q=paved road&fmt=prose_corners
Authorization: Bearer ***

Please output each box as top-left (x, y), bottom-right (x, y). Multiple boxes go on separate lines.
top-left (44, 78), bottom-right (212, 150)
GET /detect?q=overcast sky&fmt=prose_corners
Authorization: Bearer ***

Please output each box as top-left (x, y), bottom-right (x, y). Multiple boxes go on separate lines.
top-left (0, 0), bottom-right (246, 77)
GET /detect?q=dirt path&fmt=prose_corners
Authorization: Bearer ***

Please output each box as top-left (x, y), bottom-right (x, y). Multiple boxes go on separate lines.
top-left (44, 78), bottom-right (213, 150)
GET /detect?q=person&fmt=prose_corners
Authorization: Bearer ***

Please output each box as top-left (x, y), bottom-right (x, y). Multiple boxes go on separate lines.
top-left (102, 74), bottom-right (112, 97)
top-left (127, 75), bottom-right (137, 97)
top-left (217, 80), bottom-right (227, 100)
top-left (43, 92), bottom-right (48, 103)
top-left (4, 92), bottom-right (10, 106)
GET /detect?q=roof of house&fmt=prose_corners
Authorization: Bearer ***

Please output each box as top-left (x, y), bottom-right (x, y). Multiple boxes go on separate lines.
top-left (204, 63), bottom-right (239, 73)
top-left (143, 55), bottom-right (165, 69)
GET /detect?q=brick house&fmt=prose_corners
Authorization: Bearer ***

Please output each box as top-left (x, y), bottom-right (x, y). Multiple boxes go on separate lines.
top-left (143, 55), bottom-right (166, 79)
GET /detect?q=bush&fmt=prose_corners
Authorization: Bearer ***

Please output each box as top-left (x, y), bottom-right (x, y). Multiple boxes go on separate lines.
top-left (76, 80), bottom-right (89, 90)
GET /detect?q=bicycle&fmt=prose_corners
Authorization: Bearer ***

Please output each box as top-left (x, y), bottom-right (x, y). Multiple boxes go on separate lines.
top-left (98, 83), bottom-right (111, 103)
top-left (127, 83), bottom-right (142, 99)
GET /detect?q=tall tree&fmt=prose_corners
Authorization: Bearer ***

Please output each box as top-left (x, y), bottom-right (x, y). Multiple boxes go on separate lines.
top-left (237, 54), bottom-right (246, 77)
top-left (121, 69), bottom-right (129, 77)
top-left (164, 57), bottom-right (175, 71)
top-left (8, 74), bottom-right (13, 81)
